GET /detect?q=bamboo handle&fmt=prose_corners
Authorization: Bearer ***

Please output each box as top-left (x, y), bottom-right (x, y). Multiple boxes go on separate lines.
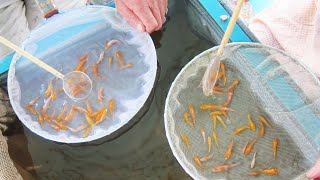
top-left (0, 36), bottom-right (64, 79)
top-left (216, 0), bottom-right (245, 57)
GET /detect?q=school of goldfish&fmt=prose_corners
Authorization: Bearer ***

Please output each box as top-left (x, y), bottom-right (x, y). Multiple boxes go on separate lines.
top-left (180, 63), bottom-right (280, 177)
top-left (24, 39), bottom-right (133, 138)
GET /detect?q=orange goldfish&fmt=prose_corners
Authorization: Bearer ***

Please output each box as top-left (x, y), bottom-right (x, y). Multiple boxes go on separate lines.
top-left (234, 125), bottom-right (250, 134)
top-left (273, 137), bottom-right (278, 160)
top-left (259, 168), bottom-right (279, 175)
top-left (228, 79), bottom-right (240, 91)
top-left (82, 127), bottom-right (92, 138)
top-left (212, 131), bottom-right (219, 147)
top-left (193, 156), bottom-right (205, 169)
top-left (248, 114), bottom-right (256, 131)
top-left (183, 112), bottom-right (194, 128)
top-left (188, 104), bottom-right (196, 126)
top-left (211, 163), bottom-right (241, 172)
top-left (45, 80), bottom-right (53, 98)
top-left (244, 138), bottom-right (258, 155)
top-left (180, 134), bottom-right (190, 150)
top-left (259, 115), bottom-right (272, 128)
top-left (225, 138), bottom-right (234, 160)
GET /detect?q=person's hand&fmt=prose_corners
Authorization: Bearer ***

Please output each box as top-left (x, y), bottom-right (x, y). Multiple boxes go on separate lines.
top-left (307, 159), bottom-right (320, 179)
top-left (115, 0), bottom-right (168, 33)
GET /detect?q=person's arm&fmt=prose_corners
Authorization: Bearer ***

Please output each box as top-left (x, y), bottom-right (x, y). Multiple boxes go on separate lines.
top-left (115, 0), bottom-right (168, 33)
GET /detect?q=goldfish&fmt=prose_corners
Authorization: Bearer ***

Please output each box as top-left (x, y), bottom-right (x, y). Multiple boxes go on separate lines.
top-left (210, 111), bottom-right (223, 116)
top-left (41, 108), bottom-right (50, 121)
top-left (116, 51), bottom-right (124, 67)
top-left (25, 104), bottom-right (37, 115)
top-left (26, 96), bottom-right (40, 106)
top-left (52, 120), bottom-right (68, 130)
top-left (212, 90), bottom-right (223, 95)
top-left (251, 152), bottom-right (257, 168)
top-left (213, 86), bottom-right (225, 91)
top-left (105, 39), bottom-right (120, 50)
top-left (242, 171), bottom-right (260, 176)
top-left (221, 110), bottom-right (229, 119)
top-left (73, 106), bottom-right (87, 114)
top-left (57, 104), bottom-right (67, 121)
top-left (244, 138), bottom-right (258, 155)
top-left (188, 104), bottom-right (196, 126)
top-left (93, 63), bottom-right (101, 79)
top-left (98, 87), bottom-right (104, 103)
top-left (259, 115), bottom-right (272, 128)
top-left (207, 136), bottom-right (212, 154)
top-left (70, 124), bottom-right (88, 133)
top-left (96, 51), bottom-right (105, 65)
top-left (180, 134), bottom-right (190, 150)
top-left (183, 112), bottom-right (194, 128)
top-left (85, 100), bottom-right (92, 115)
top-left (259, 168), bottom-right (279, 175)
top-left (242, 141), bottom-right (249, 154)
top-left (220, 63), bottom-right (227, 86)
top-left (49, 124), bottom-right (60, 131)
top-left (193, 156), bottom-right (205, 169)
top-left (91, 107), bottom-right (106, 118)
top-left (51, 88), bottom-right (57, 101)
top-left (85, 114), bottom-right (95, 126)
top-left (82, 66), bottom-right (89, 74)
top-left (108, 56), bottom-right (113, 69)
top-left (217, 71), bottom-right (224, 81)
top-left (225, 138), bottom-right (234, 160)
top-left (35, 111), bottom-right (44, 125)
top-left (211, 163), bottom-right (241, 173)
top-left (109, 99), bottom-right (114, 119)
top-left (79, 53), bottom-right (88, 61)
top-left (200, 105), bottom-right (235, 112)
top-left (248, 114), bottom-right (256, 131)
top-left (121, 63), bottom-right (134, 69)
top-left (228, 80), bottom-right (240, 91)
top-left (212, 115), bottom-right (217, 129)
top-left (212, 131), bottom-right (219, 147)
top-left (200, 153), bottom-right (213, 162)
top-left (224, 90), bottom-right (234, 106)
top-left (45, 80), bottom-right (53, 97)
top-left (82, 127), bottom-right (92, 138)
top-left (63, 108), bottom-right (75, 123)
top-left (200, 129), bottom-right (206, 144)
top-left (273, 137), bottom-right (278, 160)
top-left (260, 121), bottom-right (265, 137)
top-left (49, 109), bottom-right (56, 120)
top-left (96, 109), bottom-right (108, 124)
top-left (25, 96), bottom-right (40, 115)
top-left (234, 125), bottom-right (250, 134)
top-left (216, 115), bottom-right (227, 129)
top-left (75, 58), bottom-right (87, 71)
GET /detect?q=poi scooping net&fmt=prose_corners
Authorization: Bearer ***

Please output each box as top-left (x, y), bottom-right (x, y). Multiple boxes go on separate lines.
top-left (7, 6), bottom-right (157, 143)
top-left (165, 43), bottom-right (320, 180)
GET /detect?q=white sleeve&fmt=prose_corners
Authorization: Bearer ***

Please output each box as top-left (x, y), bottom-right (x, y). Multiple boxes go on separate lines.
top-left (0, 0), bottom-right (30, 59)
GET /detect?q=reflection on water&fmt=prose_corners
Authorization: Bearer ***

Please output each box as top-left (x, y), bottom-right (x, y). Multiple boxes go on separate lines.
top-left (13, 1), bottom-right (212, 179)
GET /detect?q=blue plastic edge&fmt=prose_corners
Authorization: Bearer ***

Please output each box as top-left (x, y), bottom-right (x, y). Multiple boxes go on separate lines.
top-left (198, 0), bottom-right (251, 42)
top-left (0, 53), bottom-right (14, 74)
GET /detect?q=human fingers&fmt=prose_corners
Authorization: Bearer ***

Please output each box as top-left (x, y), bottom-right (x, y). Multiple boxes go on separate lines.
top-left (127, 1), bottom-right (158, 33)
top-left (148, 0), bottom-right (163, 31)
top-left (115, 0), bottom-right (145, 32)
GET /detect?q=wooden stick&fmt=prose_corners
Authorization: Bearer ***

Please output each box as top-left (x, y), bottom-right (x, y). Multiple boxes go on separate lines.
top-left (216, 0), bottom-right (245, 57)
top-left (0, 36), bottom-right (64, 79)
